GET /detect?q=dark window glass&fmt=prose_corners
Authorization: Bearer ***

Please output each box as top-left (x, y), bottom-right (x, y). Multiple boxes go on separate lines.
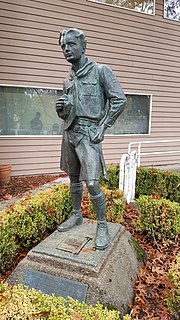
top-left (106, 94), bottom-right (151, 135)
top-left (0, 87), bottom-right (63, 135)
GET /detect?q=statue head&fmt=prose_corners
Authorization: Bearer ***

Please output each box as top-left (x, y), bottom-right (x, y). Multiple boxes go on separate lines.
top-left (59, 28), bottom-right (87, 64)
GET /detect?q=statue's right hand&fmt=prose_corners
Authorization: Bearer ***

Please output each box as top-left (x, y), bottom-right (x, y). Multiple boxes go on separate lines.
top-left (56, 94), bottom-right (69, 112)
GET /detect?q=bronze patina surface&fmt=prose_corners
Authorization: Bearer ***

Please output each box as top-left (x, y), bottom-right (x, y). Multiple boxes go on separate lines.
top-left (56, 28), bottom-right (126, 249)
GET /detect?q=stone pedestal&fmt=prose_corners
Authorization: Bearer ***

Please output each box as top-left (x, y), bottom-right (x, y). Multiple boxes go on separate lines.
top-left (8, 219), bottom-right (141, 315)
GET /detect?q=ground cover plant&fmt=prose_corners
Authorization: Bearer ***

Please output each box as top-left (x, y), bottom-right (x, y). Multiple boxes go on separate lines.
top-left (0, 283), bottom-right (121, 320)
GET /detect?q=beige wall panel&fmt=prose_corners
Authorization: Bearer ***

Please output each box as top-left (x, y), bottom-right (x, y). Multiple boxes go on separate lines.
top-left (0, 145), bottom-right (60, 153)
top-left (0, 152), bottom-right (60, 160)
top-left (2, 66), bottom-right (180, 85)
top-left (2, 157), bottom-right (60, 166)
top-left (0, 0), bottom-right (180, 175)
top-left (0, 138), bottom-right (61, 146)
top-left (1, 23), bottom-right (180, 53)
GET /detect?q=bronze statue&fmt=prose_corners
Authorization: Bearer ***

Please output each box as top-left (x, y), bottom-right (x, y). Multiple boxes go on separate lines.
top-left (56, 28), bottom-right (126, 250)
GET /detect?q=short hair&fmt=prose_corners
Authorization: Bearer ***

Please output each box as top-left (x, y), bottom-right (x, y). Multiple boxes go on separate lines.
top-left (59, 28), bottom-right (86, 47)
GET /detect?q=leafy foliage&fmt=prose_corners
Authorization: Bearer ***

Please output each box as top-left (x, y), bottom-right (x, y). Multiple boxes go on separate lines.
top-left (0, 283), bottom-right (121, 320)
top-left (99, 164), bottom-right (120, 190)
top-left (100, 164), bottom-right (180, 203)
top-left (0, 185), bottom-right (72, 274)
top-left (136, 195), bottom-right (180, 241)
top-left (135, 167), bottom-right (180, 202)
top-left (88, 186), bottom-right (126, 223)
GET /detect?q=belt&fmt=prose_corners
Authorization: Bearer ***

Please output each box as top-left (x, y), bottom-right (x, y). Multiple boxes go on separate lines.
top-left (73, 117), bottom-right (98, 127)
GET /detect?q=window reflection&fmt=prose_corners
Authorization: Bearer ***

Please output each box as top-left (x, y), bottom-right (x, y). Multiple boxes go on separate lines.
top-left (89, 0), bottom-right (155, 14)
top-left (106, 94), bottom-right (151, 135)
top-left (0, 87), bottom-right (63, 135)
top-left (164, 0), bottom-right (180, 21)
top-left (0, 87), bottom-right (151, 136)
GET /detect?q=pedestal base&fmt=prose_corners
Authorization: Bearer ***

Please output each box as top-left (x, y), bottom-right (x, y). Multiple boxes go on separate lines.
top-left (8, 219), bottom-right (141, 315)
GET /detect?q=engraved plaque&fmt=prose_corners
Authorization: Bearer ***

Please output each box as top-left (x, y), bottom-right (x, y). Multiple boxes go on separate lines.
top-left (56, 236), bottom-right (92, 254)
top-left (24, 269), bottom-right (88, 302)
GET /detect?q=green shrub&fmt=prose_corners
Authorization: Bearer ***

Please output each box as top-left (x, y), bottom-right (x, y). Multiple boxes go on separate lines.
top-left (136, 167), bottom-right (167, 198)
top-left (0, 226), bottom-right (18, 273)
top-left (0, 283), bottom-right (121, 320)
top-left (135, 167), bottom-right (180, 202)
top-left (99, 164), bottom-right (120, 190)
top-left (0, 185), bottom-right (72, 274)
top-left (88, 186), bottom-right (126, 223)
top-left (166, 254), bottom-right (180, 319)
top-left (136, 195), bottom-right (180, 241)
top-left (99, 164), bottom-right (180, 202)
top-left (166, 172), bottom-right (180, 202)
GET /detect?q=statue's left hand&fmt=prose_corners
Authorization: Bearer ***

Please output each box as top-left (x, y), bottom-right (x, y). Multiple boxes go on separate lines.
top-left (90, 124), bottom-right (106, 144)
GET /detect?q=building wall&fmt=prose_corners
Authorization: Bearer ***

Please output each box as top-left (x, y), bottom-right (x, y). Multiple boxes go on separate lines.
top-left (0, 0), bottom-right (180, 176)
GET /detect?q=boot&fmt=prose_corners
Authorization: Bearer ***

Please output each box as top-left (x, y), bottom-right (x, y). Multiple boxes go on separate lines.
top-left (90, 191), bottom-right (110, 250)
top-left (95, 220), bottom-right (109, 250)
top-left (57, 182), bottom-right (83, 232)
top-left (57, 209), bottom-right (83, 232)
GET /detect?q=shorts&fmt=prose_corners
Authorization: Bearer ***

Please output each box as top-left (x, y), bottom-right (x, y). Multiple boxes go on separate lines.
top-left (60, 124), bottom-right (101, 181)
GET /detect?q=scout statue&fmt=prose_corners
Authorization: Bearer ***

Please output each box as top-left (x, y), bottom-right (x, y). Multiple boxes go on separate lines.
top-left (56, 28), bottom-right (126, 250)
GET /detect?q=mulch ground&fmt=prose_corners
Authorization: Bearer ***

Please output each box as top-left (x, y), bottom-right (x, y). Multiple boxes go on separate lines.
top-left (0, 173), bottom-right (67, 202)
top-left (0, 175), bottom-right (179, 319)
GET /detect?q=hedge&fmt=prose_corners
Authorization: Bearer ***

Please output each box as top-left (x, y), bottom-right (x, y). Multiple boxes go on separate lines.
top-left (100, 164), bottom-right (180, 203)
top-left (0, 185), bottom-right (72, 274)
top-left (99, 164), bottom-right (120, 190)
top-left (135, 167), bottom-right (180, 202)
top-left (136, 195), bottom-right (180, 241)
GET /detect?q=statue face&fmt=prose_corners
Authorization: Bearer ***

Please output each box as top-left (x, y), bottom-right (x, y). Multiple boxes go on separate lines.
top-left (60, 33), bottom-right (84, 64)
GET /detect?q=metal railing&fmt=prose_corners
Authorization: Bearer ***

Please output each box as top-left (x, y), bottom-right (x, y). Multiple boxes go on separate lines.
top-left (120, 139), bottom-right (180, 203)
top-left (128, 139), bottom-right (180, 167)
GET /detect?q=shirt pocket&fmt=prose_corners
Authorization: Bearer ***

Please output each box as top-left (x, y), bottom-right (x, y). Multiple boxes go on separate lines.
top-left (82, 80), bottom-right (97, 96)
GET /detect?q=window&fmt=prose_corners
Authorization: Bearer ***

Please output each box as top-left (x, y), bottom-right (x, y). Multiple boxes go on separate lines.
top-left (0, 87), bottom-right (151, 136)
top-left (164, 0), bottom-right (180, 21)
top-left (88, 0), bottom-right (155, 15)
top-left (0, 86), bottom-right (63, 136)
top-left (106, 94), bottom-right (151, 135)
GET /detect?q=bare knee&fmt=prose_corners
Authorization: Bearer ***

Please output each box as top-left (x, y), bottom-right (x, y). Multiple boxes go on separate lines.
top-left (86, 180), bottom-right (101, 196)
